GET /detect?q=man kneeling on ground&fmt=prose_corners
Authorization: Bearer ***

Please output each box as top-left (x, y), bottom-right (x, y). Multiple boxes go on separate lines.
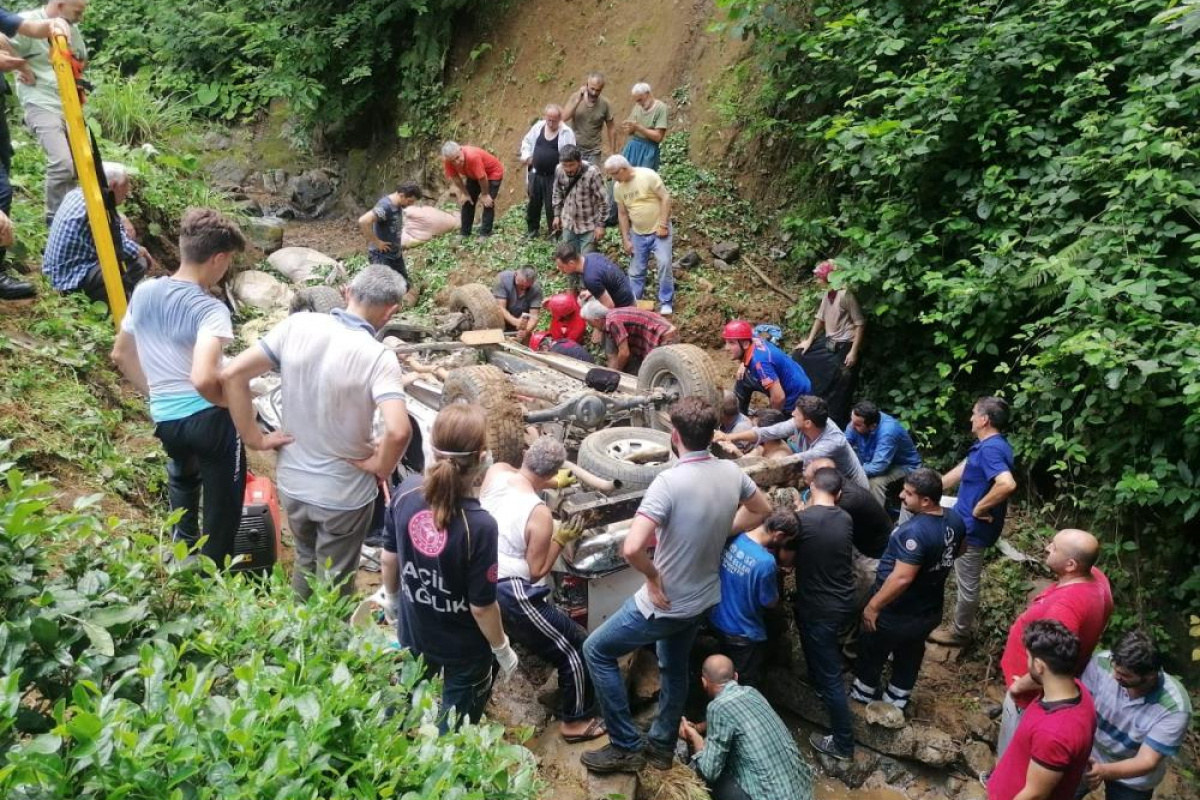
top-left (43, 162), bottom-right (154, 305)
top-left (580, 299), bottom-right (675, 373)
top-left (679, 654), bottom-right (814, 800)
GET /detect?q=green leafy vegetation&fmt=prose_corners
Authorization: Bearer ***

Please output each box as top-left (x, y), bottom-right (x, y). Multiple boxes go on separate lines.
top-left (0, 470), bottom-right (541, 799)
top-left (84, 0), bottom-right (482, 140)
top-left (720, 0), bottom-right (1200, 639)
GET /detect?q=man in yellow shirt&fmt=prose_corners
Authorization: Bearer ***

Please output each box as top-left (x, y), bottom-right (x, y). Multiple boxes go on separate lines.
top-left (605, 155), bottom-right (674, 315)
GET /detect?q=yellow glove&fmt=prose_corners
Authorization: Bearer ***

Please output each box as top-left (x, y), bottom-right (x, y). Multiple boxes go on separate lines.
top-left (553, 468), bottom-right (576, 489)
top-left (552, 517), bottom-right (585, 548)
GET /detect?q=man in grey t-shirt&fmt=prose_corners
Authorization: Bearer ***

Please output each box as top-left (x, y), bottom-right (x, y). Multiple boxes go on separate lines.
top-left (582, 397), bottom-right (771, 775)
top-left (716, 394), bottom-right (869, 490)
top-left (222, 266), bottom-right (412, 599)
top-left (492, 266), bottom-right (543, 344)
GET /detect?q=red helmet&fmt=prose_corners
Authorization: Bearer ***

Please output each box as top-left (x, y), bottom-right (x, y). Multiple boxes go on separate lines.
top-left (722, 320), bottom-right (754, 341)
top-left (529, 331), bottom-right (550, 351)
top-left (545, 292), bottom-right (580, 319)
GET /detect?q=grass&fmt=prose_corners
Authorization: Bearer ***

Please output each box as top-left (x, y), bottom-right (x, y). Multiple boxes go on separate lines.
top-left (86, 70), bottom-right (193, 146)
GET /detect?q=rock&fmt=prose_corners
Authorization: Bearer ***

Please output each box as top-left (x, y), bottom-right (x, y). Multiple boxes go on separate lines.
top-left (769, 246), bottom-right (789, 261)
top-left (965, 710), bottom-right (995, 741)
top-left (865, 700), bottom-right (906, 729)
top-left (205, 157), bottom-right (252, 188)
top-left (245, 216), bottom-right (286, 254)
top-left (268, 246), bottom-right (343, 285)
top-left (486, 665), bottom-right (549, 731)
top-left (710, 241), bottom-right (741, 262)
top-left (678, 250), bottom-right (702, 270)
top-left (629, 647), bottom-right (660, 704)
top-left (926, 642), bottom-right (970, 664)
top-left (957, 782), bottom-right (988, 800)
top-left (813, 747), bottom-right (879, 788)
top-left (261, 169), bottom-right (289, 194)
top-left (230, 270), bottom-right (294, 311)
top-left (712, 258), bottom-right (733, 272)
top-left (287, 168), bottom-right (339, 218)
top-left (587, 770), bottom-right (637, 800)
top-left (202, 130), bottom-right (233, 150)
top-left (962, 740), bottom-right (995, 777)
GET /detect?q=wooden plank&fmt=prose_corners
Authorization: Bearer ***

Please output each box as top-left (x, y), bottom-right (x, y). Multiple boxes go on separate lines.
top-left (459, 328), bottom-right (506, 346)
top-left (496, 342), bottom-right (641, 393)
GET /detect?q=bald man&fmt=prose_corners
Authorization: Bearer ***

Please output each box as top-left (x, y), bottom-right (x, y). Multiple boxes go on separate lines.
top-left (679, 655), bottom-right (813, 800)
top-left (995, 528), bottom-right (1113, 757)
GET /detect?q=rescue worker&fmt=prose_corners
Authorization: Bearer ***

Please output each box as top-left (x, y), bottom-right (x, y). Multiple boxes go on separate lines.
top-left (722, 320), bottom-right (812, 413)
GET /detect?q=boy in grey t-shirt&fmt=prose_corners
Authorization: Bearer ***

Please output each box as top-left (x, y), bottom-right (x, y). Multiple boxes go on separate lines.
top-left (581, 398), bottom-right (771, 775)
top-left (111, 209), bottom-right (252, 565)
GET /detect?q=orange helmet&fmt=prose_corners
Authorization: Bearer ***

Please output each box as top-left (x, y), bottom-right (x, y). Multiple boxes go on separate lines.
top-left (722, 320), bottom-right (754, 341)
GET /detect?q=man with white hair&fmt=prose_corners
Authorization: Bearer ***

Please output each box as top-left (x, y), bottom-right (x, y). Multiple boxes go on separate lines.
top-left (221, 265), bottom-right (412, 600)
top-left (621, 82), bottom-right (669, 171)
top-left (481, 437), bottom-right (603, 743)
top-left (8, 0), bottom-right (88, 222)
top-left (519, 104), bottom-right (575, 238)
top-left (581, 300), bottom-right (676, 373)
top-left (42, 162), bottom-right (153, 305)
top-left (441, 140), bottom-right (505, 237)
top-left (605, 155), bottom-right (674, 314)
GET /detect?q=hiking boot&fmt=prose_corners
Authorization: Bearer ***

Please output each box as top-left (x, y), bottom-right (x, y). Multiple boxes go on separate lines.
top-left (644, 745), bottom-right (674, 770)
top-left (0, 272), bottom-right (35, 300)
top-left (580, 743), bottom-right (646, 774)
top-left (927, 625), bottom-right (971, 646)
top-left (809, 732), bottom-right (853, 761)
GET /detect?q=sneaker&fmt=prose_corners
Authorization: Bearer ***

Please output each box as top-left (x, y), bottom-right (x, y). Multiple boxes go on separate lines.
top-left (659, 303), bottom-right (673, 315)
top-left (809, 732), bottom-right (853, 761)
top-left (644, 745), bottom-right (674, 770)
top-left (580, 743), bottom-right (646, 774)
top-left (0, 272), bottom-right (35, 300)
top-left (927, 625), bottom-right (972, 646)
top-left (525, 230), bottom-right (539, 240)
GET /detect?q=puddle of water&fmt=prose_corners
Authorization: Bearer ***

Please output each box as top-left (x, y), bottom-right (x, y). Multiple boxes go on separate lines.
top-left (815, 777), bottom-right (907, 800)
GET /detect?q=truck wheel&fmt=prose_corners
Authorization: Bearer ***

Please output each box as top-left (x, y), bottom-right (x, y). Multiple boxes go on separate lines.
top-left (290, 285), bottom-right (345, 314)
top-left (576, 427), bottom-right (674, 491)
top-left (441, 365), bottom-right (524, 466)
top-left (448, 283), bottom-right (505, 331)
top-left (636, 344), bottom-right (723, 430)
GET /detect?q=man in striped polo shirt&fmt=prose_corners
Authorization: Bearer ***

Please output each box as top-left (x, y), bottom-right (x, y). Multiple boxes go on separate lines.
top-left (1080, 630), bottom-right (1191, 800)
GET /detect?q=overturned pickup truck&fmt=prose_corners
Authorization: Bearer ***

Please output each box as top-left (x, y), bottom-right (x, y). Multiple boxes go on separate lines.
top-left (263, 283), bottom-right (812, 631)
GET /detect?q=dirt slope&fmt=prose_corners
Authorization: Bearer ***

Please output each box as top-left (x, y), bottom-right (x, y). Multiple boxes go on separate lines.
top-left (440, 0), bottom-right (748, 214)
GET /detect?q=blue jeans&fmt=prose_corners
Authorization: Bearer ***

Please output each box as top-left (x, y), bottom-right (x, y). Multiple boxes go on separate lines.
top-left (629, 227), bottom-right (674, 305)
top-left (582, 596), bottom-right (703, 753)
top-left (428, 656), bottom-right (495, 734)
top-left (561, 227), bottom-right (598, 255)
top-left (797, 614), bottom-right (855, 753)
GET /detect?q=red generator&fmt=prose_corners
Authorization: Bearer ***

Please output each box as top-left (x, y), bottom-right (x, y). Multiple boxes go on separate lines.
top-left (232, 472), bottom-right (283, 573)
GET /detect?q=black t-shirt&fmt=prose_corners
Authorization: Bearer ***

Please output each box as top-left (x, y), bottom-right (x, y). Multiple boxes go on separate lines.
top-left (384, 475), bottom-right (499, 666)
top-left (793, 504), bottom-right (856, 621)
top-left (531, 130), bottom-right (561, 175)
top-left (873, 508), bottom-right (965, 620)
top-left (837, 482), bottom-right (894, 559)
top-left (582, 253), bottom-right (635, 308)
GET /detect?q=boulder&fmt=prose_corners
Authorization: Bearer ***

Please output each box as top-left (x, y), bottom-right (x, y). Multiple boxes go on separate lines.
top-left (205, 157), bottom-right (252, 189)
top-left (230, 270), bottom-right (293, 311)
top-left (245, 216), bottom-right (286, 254)
top-left (268, 246), bottom-right (343, 285)
top-left (261, 169), bottom-right (289, 194)
top-left (962, 740), bottom-right (995, 777)
top-left (710, 241), bottom-right (741, 262)
top-left (287, 168), bottom-right (339, 218)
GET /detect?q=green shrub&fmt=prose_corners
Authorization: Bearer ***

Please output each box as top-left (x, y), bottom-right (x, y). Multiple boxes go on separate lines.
top-left (721, 0), bottom-right (1200, 632)
top-left (0, 469), bottom-right (541, 799)
top-left (85, 70), bottom-right (192, 146)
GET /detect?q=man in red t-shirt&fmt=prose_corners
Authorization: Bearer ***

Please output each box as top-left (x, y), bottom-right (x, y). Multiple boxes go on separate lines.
top-left (441, 141), bottom-right (506, 238)
top-left (988, 619), bottom-right (1096, 800)
top-left (997, 528), bottom-right (1112, 757)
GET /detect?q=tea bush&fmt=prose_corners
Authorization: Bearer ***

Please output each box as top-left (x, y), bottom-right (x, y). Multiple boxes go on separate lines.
top-left (0, 470), bottom-right (540, 799)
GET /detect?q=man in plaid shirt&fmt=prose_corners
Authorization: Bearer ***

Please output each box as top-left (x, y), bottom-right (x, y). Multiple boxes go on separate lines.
top-left (581, 302), bottom-right (676, 373)
top-left (681, 655), bottom-right (814, 800)
top-left (552, 145), bottom-right (608, 255)
top-left (42, 163), bottom-right (151, 305)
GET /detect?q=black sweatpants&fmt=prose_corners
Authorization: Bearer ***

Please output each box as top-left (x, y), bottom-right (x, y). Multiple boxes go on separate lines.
top-left (526, 170), bottom-right (554, 234)
top-left (851, 610), bottom-right (940, 709)
top-left (154, 406), bottom-right (247, 566)
top-left (462, 178), bottom-right (502, 236)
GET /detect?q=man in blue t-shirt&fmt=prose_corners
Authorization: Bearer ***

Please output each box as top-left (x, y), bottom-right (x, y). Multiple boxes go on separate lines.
top-left (721, 320), bottom-right (812, 413)
top-left (929, 396), bottom-right (1017, 647)
top-left (846, 400), bottom-right (923, 506)
top-left (357, 180), bottom-right (420, 287)
top-left (851, 467), bottom-right (965, 713)
top-left (709, 509), bottom-right (796, 687)
top-left (111, 209), bottom-right (260, 566)
top-left (554, 241), bottom-right (635, 309)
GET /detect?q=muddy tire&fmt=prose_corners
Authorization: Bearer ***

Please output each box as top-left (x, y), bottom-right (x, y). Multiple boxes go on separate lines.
top-left (636, 344), bottom-right (723, 430)
top-left (448, 283), bottom-right (505, 331)
top-left (441, 365), bottom-right (525, 466)
top-left (576, 427), bottom-right (675, 491)
top-left (290, 285), bottom-right (345, 314)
